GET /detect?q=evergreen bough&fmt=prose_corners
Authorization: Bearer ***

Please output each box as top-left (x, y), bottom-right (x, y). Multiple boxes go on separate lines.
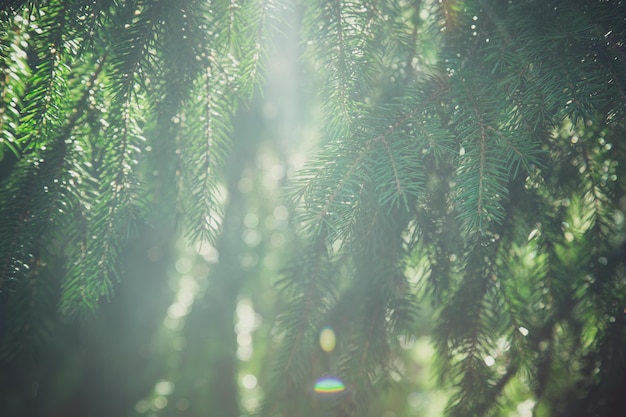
top-left (1, 1), bottom-right (625, 416)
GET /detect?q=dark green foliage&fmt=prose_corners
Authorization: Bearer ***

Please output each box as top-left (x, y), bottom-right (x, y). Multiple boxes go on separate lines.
top-left (271, 0), bottom-right (626, 416)
top-left (0, 0), bottom-right (282, 352)
top-left (2, 0), bottom-right (626, 417)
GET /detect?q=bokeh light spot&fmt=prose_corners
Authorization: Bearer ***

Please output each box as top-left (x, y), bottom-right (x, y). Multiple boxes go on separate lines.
top-left (273, 205), bottom-right (289, 221)
top-left (319, 326), bottom-right (336, 352)
top-left (244, 213), bottom-right (259, 228)
top-left (154, 380), bottom-right (174, 396)
top-left (176, 398), bottom-right (190, 411)
top-left (242, 374), bottom-right (258, 389)
top-left (153, 396), bottom-right (168, 410)
top-left (484, 355), bottom-right (495, 367)
top-left (175, 257), bottom-right (192, 274)
top-left (237, 332), bottom-right (252, 346)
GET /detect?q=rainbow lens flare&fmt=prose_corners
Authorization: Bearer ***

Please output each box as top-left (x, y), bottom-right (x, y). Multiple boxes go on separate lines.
top-left (314, 376), bottom-right (345, 394)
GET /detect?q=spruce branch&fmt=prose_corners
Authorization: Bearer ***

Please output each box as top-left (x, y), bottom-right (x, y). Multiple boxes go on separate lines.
top-left (182, 60), bottom-right (231, 245)
top-left (293, 82), bottom-right (445, 242)
top-left (303, 0), bottom-right (382, 133)
top-left (18, 0), bottom-right (72, 151)
top-left (61, 54), bottom-right (147, 315)
top-left (435, 238), bottom-right (503, 417)
top-left (0, 14), bottom-right (29, 160)
top-left (262, 235), bottom-right (335, 417)
top-left (235, 0), bottom-right (285, 98)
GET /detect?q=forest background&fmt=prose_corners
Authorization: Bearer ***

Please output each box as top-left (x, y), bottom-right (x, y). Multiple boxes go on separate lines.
top-left (1, 1), bottom-right (626, 417)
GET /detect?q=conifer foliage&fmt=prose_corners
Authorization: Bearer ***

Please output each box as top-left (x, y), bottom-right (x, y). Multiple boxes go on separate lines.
top-left (1, 1), bottom-right (626, 417)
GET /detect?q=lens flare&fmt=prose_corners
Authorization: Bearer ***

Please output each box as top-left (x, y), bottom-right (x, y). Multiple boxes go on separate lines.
top-left (319, 326), bottom-right (336, 352)
top-left (314, 376), bottom-right (345, 394)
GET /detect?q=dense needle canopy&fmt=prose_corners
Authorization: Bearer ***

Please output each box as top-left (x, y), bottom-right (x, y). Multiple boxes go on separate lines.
top-left (1, 1), bottom-right (626, 417)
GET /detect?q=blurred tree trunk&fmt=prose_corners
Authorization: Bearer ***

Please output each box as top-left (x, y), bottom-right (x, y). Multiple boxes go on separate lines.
top-left (0, 224), bottom-right (176, 417)
top-left (176, 106), bottom-right (266, 417)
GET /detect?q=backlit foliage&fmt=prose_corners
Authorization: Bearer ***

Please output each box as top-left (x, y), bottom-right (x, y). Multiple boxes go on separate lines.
top-left (1, 1), bottom-right (625, 417)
